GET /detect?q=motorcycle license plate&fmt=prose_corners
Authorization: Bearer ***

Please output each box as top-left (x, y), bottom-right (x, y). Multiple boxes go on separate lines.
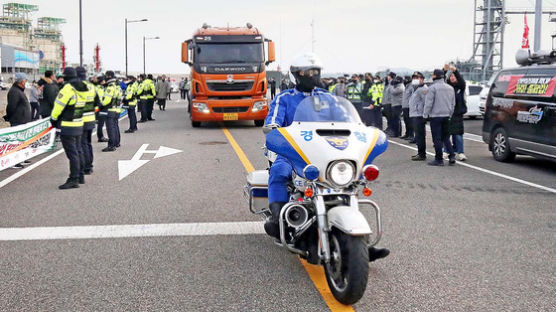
top-left (223, 113), bottom-right (238, 121)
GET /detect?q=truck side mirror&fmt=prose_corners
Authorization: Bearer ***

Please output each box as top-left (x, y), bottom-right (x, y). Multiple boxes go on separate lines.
top-left (266, 41), bottom-right (275, 65)
top-left (181, 42), bottom-right (191, 64)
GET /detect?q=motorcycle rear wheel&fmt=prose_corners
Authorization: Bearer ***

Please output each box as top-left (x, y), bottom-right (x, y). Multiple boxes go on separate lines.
top-left (324, 229), bottom-right (369, 305)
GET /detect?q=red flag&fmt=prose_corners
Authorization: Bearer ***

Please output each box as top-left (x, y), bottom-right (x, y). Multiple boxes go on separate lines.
top-left (522, 14), bottom-right (530, 49)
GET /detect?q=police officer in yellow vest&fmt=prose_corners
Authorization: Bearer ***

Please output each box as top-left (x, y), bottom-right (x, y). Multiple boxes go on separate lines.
top-left (124, 76), bottom-right (139, 133)
top-left (93, 74), bottom-right (108, 143)
top-left (138, 74), bottom-right (156, 122)
top-left (367, 77), bottom-right (384, 129)
top-left (50, 67), bottom-right (87, 189)
top-left (101, 70), bottom-right (122, 152)
top-left (346, 74), bottom-right (363, 117)
top-left (76, 66), bottom-right (97, 175)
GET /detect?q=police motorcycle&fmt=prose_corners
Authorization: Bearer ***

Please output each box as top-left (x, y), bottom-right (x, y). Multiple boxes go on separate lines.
top-left (245, 93), bottom-right (388, 304)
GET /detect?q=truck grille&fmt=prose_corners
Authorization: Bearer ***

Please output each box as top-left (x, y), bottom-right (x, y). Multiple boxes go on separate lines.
top-left (207, 81), bottom-right (254, 92)
top-left (212, 106), bottom-right (250, 113)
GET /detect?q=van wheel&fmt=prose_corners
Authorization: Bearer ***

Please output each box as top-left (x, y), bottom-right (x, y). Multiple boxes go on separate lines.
top-left (491, 128), bottom-right (515, 162)
top-left (254, 120), bottom-right (264, 127)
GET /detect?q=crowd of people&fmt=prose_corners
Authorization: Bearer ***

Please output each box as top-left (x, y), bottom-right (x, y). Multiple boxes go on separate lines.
top-left (2, 67), bottom-right (187, 189)
top-left (320, 65), bottom-right (468, 165)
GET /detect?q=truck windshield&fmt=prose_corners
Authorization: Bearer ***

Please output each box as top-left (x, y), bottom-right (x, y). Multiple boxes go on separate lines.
top-left (195, 43), bottom-right (263, 64)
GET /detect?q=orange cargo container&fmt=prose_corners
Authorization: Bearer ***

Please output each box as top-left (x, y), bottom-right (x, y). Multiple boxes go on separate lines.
top-left (181, 23), bottom-right (275, 127)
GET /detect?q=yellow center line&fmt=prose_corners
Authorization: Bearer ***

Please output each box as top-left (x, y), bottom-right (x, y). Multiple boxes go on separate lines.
top-left (221, 126), bottom-right (355, 312)
top-left (221, 127), bottom-right (255, 173)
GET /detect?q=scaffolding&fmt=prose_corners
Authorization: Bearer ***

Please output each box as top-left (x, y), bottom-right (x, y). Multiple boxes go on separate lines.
top-left (469, 0), bottom-right (506, 82)
top-left (33, 17), bottom-right (66, 73)
top-left (0, 3), bottom-right (38, 49)
top-left (465, 1), bottom-right (556, 83)
top-left (33, 17), bottom-right (65, 40)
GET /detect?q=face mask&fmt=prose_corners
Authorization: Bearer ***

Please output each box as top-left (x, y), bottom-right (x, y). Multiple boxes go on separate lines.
top-left (411, 79), bottom-right (420, 85)
top-left (296, 74), bottom-right (321, 92)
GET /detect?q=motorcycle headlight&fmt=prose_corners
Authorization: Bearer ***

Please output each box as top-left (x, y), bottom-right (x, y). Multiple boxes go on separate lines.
top-left (252, 101), bottom-right (267, 112)
top-left (326, 160), bottom-right (355, 187)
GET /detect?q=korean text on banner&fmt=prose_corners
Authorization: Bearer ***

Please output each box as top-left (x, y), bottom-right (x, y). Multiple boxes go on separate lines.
top-left (0, 118), bottom-right (56, 171)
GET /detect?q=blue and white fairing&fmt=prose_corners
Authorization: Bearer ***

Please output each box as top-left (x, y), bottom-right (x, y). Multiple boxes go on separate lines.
top-left (266, 94), bottom-right (388, 184)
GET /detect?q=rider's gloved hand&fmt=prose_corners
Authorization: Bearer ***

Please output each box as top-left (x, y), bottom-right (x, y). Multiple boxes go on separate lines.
top-left (262, 123), bottom-right (280, 134)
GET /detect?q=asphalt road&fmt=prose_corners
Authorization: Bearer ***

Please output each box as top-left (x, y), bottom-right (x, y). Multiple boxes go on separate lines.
top-left (0, 99), bottom-right (554, 311)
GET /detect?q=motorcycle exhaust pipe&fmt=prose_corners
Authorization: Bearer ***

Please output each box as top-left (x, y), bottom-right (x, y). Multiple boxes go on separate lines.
top-left (284, 204), bottom-right (309, 229)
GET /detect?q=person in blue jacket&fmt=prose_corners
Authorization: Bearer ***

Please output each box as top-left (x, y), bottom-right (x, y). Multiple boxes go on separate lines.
top-left (263, 53), bottom-right (389, 262)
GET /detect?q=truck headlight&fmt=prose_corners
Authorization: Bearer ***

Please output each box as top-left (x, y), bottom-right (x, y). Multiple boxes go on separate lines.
top-left (326, 160), bottom-right (355, 187)
top-left (252, 101), bottom-right (267, 112)
top-left (193, 102), bottom-right (209, 113)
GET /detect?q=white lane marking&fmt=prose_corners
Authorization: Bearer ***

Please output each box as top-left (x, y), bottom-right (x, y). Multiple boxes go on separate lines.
top-left (0, 115), bottom-right (128, 189)
top-left (0, 149), bottom-right (65, 188)
top-left (387, 139), bottom-right (556, 194)
top-left (0, 221), bottom-right (265, 241)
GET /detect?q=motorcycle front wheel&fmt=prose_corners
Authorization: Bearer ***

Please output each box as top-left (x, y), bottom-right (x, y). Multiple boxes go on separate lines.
top-left (324, 229), bottom-right (369, 305)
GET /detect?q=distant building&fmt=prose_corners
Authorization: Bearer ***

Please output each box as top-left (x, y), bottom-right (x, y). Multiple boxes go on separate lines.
top-left (0, 3), bottom-right (65, 80)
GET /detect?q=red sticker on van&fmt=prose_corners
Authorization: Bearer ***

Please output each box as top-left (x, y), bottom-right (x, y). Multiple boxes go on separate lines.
top-left (506, 75), bottom-right (556, 97)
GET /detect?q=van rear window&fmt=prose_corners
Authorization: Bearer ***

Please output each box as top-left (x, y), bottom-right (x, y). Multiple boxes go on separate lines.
top-left (494, 68), bottom-right (556, 99)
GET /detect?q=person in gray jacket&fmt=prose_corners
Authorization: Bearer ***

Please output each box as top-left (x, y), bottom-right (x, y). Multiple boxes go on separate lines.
top-left (401, 76), bottom-right (415, 140)
top-left (408, 72), bottom-right (428, 160)
top-left (423, 69), bottom-right (456, 166)
top-left (389, 75), bottom-right (405, 137)
top-left (382, 72), bottom-right (394, 134)
top-left (156, 75), bottom-right (170, 111)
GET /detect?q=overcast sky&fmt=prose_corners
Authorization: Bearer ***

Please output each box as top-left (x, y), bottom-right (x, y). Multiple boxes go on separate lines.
top-left (16, 0), bottom-right (556, 74)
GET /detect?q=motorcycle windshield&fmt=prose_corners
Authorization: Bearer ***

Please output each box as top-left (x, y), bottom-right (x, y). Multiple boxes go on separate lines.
top-left (292, 94), bottom-right (362, 123)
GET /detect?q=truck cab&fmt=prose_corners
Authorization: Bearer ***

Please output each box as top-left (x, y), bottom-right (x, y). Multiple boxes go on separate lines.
top-left (181, 23), bottom-right (275, 127)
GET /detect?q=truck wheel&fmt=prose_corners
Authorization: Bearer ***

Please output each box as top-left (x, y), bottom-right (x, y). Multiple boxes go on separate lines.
top-left (254, 120), bottom-right (264, 127)
top-left (324, 229), bottom-right (369, 305)
top-left (491, 127), bottom-right (515, 162)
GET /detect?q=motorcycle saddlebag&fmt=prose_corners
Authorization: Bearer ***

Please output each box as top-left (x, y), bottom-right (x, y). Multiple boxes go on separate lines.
top-left (244, 170), bottom-right (269, 214)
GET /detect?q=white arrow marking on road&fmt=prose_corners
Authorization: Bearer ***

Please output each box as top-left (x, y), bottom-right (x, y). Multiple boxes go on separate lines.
top-left (154, 146), bottom-right (183, 159)
top-left (118, 159), bottom-right (150, 181)
top-left (118, 144), bottom-right (183, 181)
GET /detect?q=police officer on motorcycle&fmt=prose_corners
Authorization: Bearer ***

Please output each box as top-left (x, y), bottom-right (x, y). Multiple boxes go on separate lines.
top-left (263, 52), bottom-right (390, 262)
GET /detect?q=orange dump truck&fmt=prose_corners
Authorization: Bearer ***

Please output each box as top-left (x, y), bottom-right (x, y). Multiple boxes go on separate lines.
top-left (181, 23), bottom-right (275, 127)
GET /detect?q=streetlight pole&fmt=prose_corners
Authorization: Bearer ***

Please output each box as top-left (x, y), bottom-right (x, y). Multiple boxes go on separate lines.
top-left (143, 36), bottom-right (160, 75)
top-left (79, 0), bottom-right (83, 66)
top-left (125, 18), bottom-right (148, 76)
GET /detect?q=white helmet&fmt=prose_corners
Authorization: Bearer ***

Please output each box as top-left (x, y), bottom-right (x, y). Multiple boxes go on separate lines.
top-left (289, 52), bottom-right (323, 73)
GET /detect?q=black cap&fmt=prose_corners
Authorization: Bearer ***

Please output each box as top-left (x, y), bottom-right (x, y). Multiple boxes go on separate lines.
top-left (433, 69), bottom-right (445, 79)
top-left (76, 66), bottom-right (87, 80)
top-left (105, 70), bottom-right (115, 79)
top-left (412, 71), bottom-right (424, 79)
top-left (388, 72), bottom-right (397, 78)
top-left (63, 67), bottom-right (77, 79)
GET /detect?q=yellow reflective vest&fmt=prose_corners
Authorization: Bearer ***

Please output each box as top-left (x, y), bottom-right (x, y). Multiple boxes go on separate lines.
top-left (51, 83), bottom-right (85, 135)
top-left (102, 81), bottom-right (123, 114)
top-left (346, 83), bottom-right (362, 102)
top-left (369, 84), bottom-right (381, 106)
top-left (125, 81), bottom-right (139, 106)
top-left (81, 81), bottom-right (97, 126)
top-left (138, 78), bottom-right (156, 100)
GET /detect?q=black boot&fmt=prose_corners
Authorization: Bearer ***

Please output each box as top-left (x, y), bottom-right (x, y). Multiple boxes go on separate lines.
top-left (79, 175), bottom-right (85, 184)
top-left (59, 178), bottom-right (79, 190)
top-left (264, 202), bottom-right (285, 239)
top-left (368, 246), bottom-right (390, 262)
